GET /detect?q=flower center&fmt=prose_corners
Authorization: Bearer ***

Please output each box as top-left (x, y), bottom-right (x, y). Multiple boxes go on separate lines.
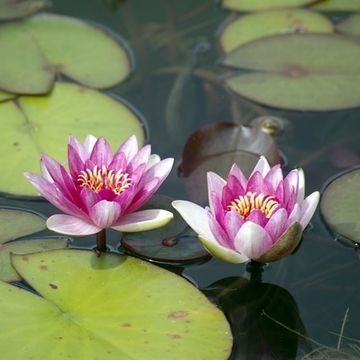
top-left (77, 165), bottom-right (131, 195)
top-left (228, 191), bottom-right (279, 219)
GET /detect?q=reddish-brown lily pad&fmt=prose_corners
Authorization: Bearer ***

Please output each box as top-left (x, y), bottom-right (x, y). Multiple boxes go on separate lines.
top-left (320, 168), bottom-right (360, 243)
top-left (121, 195), bottom-right (209, 264)
top-left (223, 34), bottom-right (360, 111)
top-left (0, 0), bottom-right (48, 20)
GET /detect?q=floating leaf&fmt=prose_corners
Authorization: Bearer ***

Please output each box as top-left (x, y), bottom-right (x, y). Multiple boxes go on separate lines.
top-left (0, 249), bottom-right (232, 359)
top-left (121, 195), bottom-right (209, 263)
top-left (337, 13), bottom-right (360, 36)
top-left (0, 237), bottom-right (70, 282)
top-left (23, 14), bottom-right (132, 89)
top-left (0, 13), bottom-right (131, 93)
top-left (0, 23), bottom-right (54, 94)
top-left (0, 82), bottom-right (146, 197)
top-left (222, 0), bottom-right (315, 12)
top-left (0, 0), bottom-right (48, 20)
top-left (219, 9), bottom-right (333, 53)
top-left (223, 34), bottom-right (360, 111)
top-left (311, 0), bottom-right (360, 11)
top-left (320, 168), bottom-right (360, 243)
top-left (0, 207), bottom-right (46, 243)
top-left (179, 123), bottom-right (280, 177)
top-left (0, 90), bottom-right (15, 102)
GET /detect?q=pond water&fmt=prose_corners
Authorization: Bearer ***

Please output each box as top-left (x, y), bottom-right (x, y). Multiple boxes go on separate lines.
top-left (1, 0), bottom-right (360, 359)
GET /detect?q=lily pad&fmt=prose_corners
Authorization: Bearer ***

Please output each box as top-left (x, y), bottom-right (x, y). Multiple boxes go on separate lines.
top-left (0, 207), bottom-right (46, 243)
top-left (0, 249), bottom-right (232, 359)
top-left (221, 0), bottom-right (316, 12)
top-left (121, 195), bottom-right (210, 264)
top-left (320, 168), bottom-right (360, 243)
top-left (0, 91), bottom-right (14, 102)
top-left (0, 0), bottom-right (48, 20)
top-left (0, 237), bottom-right (70, 282)
top-left (0, 82), bottom-right (146, 197)
top-left (0, 14), bottom-right (132, 93)
top-left (337, 13), bottom-right (360, 36)
top-left (223, 34), bottom-right (360, 111)
top-left (219, 9), bottom-right (333, 53)
top-left (0, 23), bottom-right (54, 94)
top-left (311, 0), bottom-right (360, 11)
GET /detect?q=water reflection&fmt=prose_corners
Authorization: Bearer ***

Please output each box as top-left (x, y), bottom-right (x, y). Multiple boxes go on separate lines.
top-left (204, 262), bottom-right (309, 360)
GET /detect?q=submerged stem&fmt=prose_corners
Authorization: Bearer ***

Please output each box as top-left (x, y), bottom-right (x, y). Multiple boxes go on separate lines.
top-left (96, 229), bottom-right (107, 254)
top-left (246, 260), bottom-right (265, 283)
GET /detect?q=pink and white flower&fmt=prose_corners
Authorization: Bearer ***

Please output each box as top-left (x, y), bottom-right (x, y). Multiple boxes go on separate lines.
top-left (172, 157), bottom-right (319, 263)
top-left (25, 135), bottom-right (174, 236)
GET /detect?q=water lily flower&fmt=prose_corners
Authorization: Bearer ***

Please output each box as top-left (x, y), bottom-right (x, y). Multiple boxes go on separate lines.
top-left (25, 135), bottom-right (174, 239)
top-left (172, 157), bottom-right (319, 263)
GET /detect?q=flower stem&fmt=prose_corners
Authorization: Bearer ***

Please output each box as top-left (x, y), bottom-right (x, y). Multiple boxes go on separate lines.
top-left (96, 229), bottom-right (107, 254)
top-left (246, 260), bottom-right (264, 283)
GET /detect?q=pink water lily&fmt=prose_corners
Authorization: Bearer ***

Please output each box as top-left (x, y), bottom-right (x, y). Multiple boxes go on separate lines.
top-left (25, 135), bottom-right (174, 237)
top-left (172, 157), bottom-right (319, 263)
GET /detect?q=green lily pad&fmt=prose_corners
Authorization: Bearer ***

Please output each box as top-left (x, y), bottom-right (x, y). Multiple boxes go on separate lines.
top-left (320, 168), bottom-right (360, 243)
top-left (0, 249), bottom-right (232, 359)
top-left (0, 14), bottom-right (131, 93)
top-left (311, 0), bottom-right (360, 11)
top-left (223, 34), bottom-right (360, 111)
top-left (219, 9), bottom-right (333, 53)
top-left (337, 13), bottom-right (360, 36)
top-left (0, 23), bottom-right (54, 94)
top-left (0, 207), bottom-right (46, 243)
top-left (221, 0), bottom-right (316, 12)
top-left (0, 0), bottom-right (48, 20)
top-left (0, 91), bottom-right (14, 102)
top-left (0, 237), bottom-right (70, 282)
top-left (0, 82), bottom-right (146, 197)
top-left (121, 195), bottom-right (209, 264)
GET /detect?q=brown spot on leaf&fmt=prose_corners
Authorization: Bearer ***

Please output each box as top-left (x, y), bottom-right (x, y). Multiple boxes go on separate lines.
top-left (49, 283), bottom-right (58, 289)
top-left (168, 310), bottom-right (189, 319)
top-left (121, 323), bottom-right (131, 327)
top-left (168, 334), bottom-right (181, 340)
top-left (21, 255), bottom-right (29, 262)
top-left (40, 265), bottom-right (48, 271)
top-left (56, 336), bottom-right (63, 340)
top-left (162, 238), bottom-right (178, 247)
top-left (284, 64), bottom-right (308, 78)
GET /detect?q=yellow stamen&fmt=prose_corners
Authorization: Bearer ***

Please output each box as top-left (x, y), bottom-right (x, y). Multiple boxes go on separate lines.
top-left (228, 191), bottom-right (279, 219)
top-left (77, 165), bottom-right (131, 195)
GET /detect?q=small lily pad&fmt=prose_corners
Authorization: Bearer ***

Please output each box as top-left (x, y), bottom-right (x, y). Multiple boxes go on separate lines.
top-left (0, 23), bottom-right (54, 94)
top-left (311, 0), bottom-right (360, 11)
top-left (0, 0), bottom-right (48, 20)
top-left (0, 82), bottom-right (146, 197)
top-left (219, 9), bottom-right (333, 53)
top-left (0, 237), bottom-right (70, 282)
top-left (0, 249), bottom-right (232, 359)
top-left (0, 13), bottom-right (132, 93)
top-left (223, 34), bottom-right (360, 111)
top-left (0, 91), bottom-right (15, 102)
top-left (337, 13), bottom-right (360, 36)
top-left (222, 0), bottom-right (315, 12)
top-left (0, 207), bottom-right (46, 243)
top-left (320, 168), bottom-right (360, 243)
top-left (121, 195), bottom-right (210, 264)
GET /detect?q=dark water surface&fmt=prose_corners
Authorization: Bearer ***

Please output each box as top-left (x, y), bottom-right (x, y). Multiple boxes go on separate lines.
top-left (4, 0), bottom-right (360, 359)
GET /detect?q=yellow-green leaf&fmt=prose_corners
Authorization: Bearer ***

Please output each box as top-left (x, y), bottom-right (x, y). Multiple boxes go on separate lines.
top-left (222, 0), bottom-right (315, 12)
top-left (337, 13), bottom-right (360, 36)
top-left (311, 0), bottom-right (360, 11)
top-left (0, 249), bottom-right (233, 359)
top-left (219, 9), bottom-right (333, 53)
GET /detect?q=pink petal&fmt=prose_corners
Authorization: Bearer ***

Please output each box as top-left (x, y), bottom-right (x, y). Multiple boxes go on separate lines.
top-left (264, 208), bottom-right (288, 242)
top-left (68, 144), bottom-right (85, 179)
top-left (299, 191), bottom-right (320, 229)
top-left (89, 200), bottom-right (122, 228)
top-left (172, 200), bottom-right (216, 243)
top-left (128, 145), bottom-right (151, 172)
top-left (112, 209), bottom-right (173, 232)
top-left (83, 135), bottom-right (97, 156)
top-left (79, 187), bottom-right (101, 212)
top-left (296, 169), bottom-right (305, 203)
top-left (224, 210), bottom-right (244, 242)
top-left (109, 151), bottom-right (127, 173)
top-left (247, 171), bottom-right (270, 194)
top-left (264, 164), bottom-right (283, 193)
top-left (47, 214), bottom-right (101, 236)
top-left (114, 135), bottom-right (138, 163)
top-left (234, 221), bottom-right (273, 259)
top-left (283, 169), bottom-right (299, 207)
top-left (246, 209), bottom-right (268, 227)
top-left (207, 172), bottom-right (226, 210)
top-left (210, 192), bottom-right (226, 226)
top-left (228, 163), bottom-right (247, 189)
top-left (207, 210), bottom-right (230, 248)
top-left (69, 134), bottom-right (87, 162)
top-left (287, 203), bottom-right (301, 227)
top-left (90, 137), bottom-right (113, 167)
top-left (146, 154), bottom-right (160, 170)
top-left (250, 156), bottom-right (271, 177)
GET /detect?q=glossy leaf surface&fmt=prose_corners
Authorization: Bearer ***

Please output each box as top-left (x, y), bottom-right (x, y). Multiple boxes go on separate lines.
top-left (0, 82), bottom-right (145, 197)
top-left (223, 34), bottom-right (360, 110)
top-left (0, 250), bottom-right (232, 359)
top-left (320, 168), bottom-right (360, 243)
top-left (222, 0), bottom-right (315, 12)
top-left (219, 9), bottom-right (333, 53)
